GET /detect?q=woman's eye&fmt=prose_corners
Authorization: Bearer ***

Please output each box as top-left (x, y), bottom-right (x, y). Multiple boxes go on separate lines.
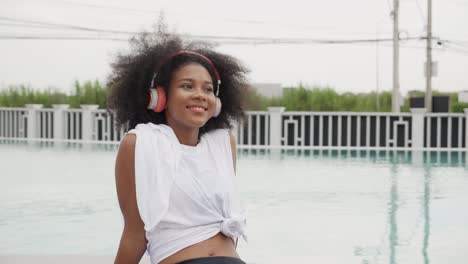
top-left (205, 87), bottom-right (214, 92)
top-left (181, 84), bottom-right (192, 89)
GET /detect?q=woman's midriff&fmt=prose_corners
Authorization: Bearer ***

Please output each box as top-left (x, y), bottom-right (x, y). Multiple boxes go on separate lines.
top-left (158, 232), bottom-right (239, 264)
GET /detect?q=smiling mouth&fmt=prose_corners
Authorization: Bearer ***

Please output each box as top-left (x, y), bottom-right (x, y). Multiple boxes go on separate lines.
top-left (187, 106), bottom-right (207, 112)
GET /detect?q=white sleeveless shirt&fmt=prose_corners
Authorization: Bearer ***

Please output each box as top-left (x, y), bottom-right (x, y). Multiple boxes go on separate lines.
top-left (125, 123), bottom-right (247, 264)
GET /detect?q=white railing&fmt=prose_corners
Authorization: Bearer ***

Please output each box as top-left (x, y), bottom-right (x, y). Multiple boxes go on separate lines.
top-left (37, 109), bottom-right (54, 139)
top-left (65, 109), bottom-right (82, 140)
top-left (235, 111), bottom-right (270, 147)
top-left (424, 113), bottom-right (466, 149)
top-left (92, 109), bottom-right (127, 141)
top-left (233, 107), bottom-right (468, 151)
top-left (1, 104), bottom-right (467, 151)
top-left (277, 111), bottom-right (413, 149)
top-left (0, 107), bottom-right (28, 138)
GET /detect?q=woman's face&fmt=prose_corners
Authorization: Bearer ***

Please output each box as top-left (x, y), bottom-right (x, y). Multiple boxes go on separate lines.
top-left (165, 62), bottom-right (217, 132)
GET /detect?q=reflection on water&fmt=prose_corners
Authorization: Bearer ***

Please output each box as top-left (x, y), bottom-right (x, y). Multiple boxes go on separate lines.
top-left (237, 149), bottom-right (467, 264)
top-left (423, 166), bottom-right (430, 264)
top-left (384, 160), bottom-right (431, 264)
top-left (1, 142), bottom-right (467, 263)
top-left (389, 163), bottom-right (398, 264)
top-left (239, 148), bottom-right (467, 167)
top-left (0, 139), bottom-right (120, 152)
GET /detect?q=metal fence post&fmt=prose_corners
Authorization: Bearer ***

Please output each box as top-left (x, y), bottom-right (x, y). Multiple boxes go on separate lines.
top-left (268, 107), bottom-right (285, 147)
top-left (80, 104), bottom-right (99, 141)
top-left (410, 108), bottom-right (426, 150)
top-left (52, 104), bottom-right (69, 140)
top-left (25, 104), bottom-right (43, 139)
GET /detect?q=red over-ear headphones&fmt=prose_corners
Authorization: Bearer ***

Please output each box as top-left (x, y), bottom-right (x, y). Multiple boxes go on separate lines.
top-left (147, 50), bottom-right (222, 117)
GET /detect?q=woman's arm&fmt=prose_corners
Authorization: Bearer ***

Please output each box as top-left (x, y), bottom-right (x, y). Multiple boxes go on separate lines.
top-left (229, 130), bottom-right (237, 175)
top-left (114, 134), bottom-right (148, 264)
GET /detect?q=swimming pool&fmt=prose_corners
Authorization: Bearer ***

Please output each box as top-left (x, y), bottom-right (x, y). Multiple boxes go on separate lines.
top-left (1, 141), bottom-right (467, 264)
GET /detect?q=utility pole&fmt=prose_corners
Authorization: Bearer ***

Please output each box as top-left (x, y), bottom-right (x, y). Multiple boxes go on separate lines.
top-left (376, 24), bottom-right (380, 112)
top-left (392, 0), bottom-right (400, 113)
top-left (425, 0), bottom-right (433, 113)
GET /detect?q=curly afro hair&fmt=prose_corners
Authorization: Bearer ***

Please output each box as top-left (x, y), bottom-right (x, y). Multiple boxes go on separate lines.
top-left (107, 31), bottom-right (250, 136)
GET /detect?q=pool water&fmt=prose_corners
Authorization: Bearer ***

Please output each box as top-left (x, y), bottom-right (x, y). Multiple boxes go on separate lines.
top-left (1, 141), bottom-right (467, 264)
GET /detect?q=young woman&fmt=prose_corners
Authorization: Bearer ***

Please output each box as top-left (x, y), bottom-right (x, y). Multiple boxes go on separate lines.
top-left (108, 32), bottom-right (249, 264)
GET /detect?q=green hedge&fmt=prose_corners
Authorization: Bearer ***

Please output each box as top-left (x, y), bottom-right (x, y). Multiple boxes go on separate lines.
top-left (1, 81), bottom-right (466, 112)
top-left (243, 86), bottom-right (393, 112)
top-left (243, 85), bottom-right (466, 113)
top-left (0, 80), bottom-right (107, 109)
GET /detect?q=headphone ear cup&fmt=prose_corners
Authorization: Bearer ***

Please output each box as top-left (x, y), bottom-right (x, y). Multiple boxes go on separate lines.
top-left (147, 86), bottom-right (167, 112)
top-left (155, 86), bottom-right (167, 112)
top-left (213, 97), bottom-right (222, 117)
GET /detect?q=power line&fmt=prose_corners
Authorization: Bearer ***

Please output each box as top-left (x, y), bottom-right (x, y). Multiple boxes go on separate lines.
top-left (34, 0), bottom-right (390, 35)
top-left (0, 35), bottom-right (128, 41)
top-left (0, 13), bottom-right (394, 39)
top-left (0, 22), bottom-right (66, 30)
top-left (0, 16), bottom-right (134, 34)
top-left (4, 33), bottom-right (466, 55)
top-left (1, 15), bottom-right (464, 52)
top-left (35, 0), bottom-right (329, 30)
top-left (443, 41), bottom-right (468, 51)
top-left (441, 45), bottom-right (468, 55)
top-left (0, 31), bottom-right (426, 44)
top-left (37, 0), bottom-right (163, 15)
top-left (442, 39), bottom-right (468, 46)
top-left (378, 40), bottom-right (468, 55)
top-left (0, 16), bottom-right (427, 45)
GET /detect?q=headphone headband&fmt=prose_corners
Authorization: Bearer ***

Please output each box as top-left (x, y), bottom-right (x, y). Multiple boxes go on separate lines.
top-left (152, 50), bottom-right (222, 96)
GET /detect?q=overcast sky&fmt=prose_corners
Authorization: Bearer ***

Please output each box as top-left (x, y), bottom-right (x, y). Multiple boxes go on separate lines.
top-left (1, 0), bottom-right (467, 95)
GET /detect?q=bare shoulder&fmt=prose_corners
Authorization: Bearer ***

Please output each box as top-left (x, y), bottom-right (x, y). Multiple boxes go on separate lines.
top-left (115, 134), bottom-right (136, 187)
top-left (115, 134), bottom-right (136, 207)
top-left (119, 133), bottom-right (136, 154)
top-left (114, 133), bottom-right (147, 263)
top-left (115, 133), bottom-right (144, 226)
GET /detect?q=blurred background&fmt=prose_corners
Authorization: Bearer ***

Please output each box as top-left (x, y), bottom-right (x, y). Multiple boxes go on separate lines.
top-left (1, 0), bottom-right (467, 112)
top-left (1, 1), bottom-right (468, 264)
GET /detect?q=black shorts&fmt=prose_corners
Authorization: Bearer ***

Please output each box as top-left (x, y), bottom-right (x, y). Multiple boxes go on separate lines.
top-left (175, 256), bottom-right (246, 264)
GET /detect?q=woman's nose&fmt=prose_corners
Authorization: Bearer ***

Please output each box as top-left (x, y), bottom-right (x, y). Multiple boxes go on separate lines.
top-left (191, 87), bottom-right (207, 101)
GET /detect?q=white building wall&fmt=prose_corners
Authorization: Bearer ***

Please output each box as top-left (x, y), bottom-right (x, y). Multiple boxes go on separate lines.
top-left (252, 83), bottom-right (283, 97)
top-left (458, 91), bottom-right (468, 103)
